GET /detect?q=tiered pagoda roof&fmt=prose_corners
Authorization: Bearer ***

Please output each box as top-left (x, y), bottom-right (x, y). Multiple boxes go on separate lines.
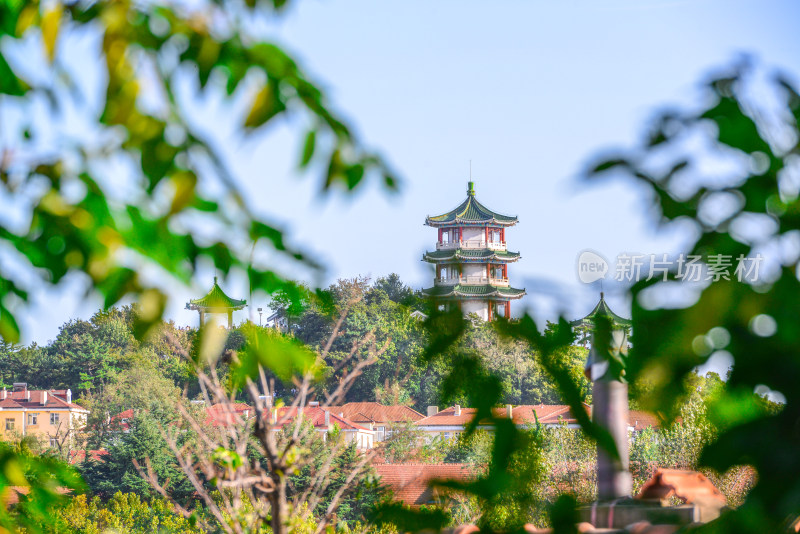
top-left (570, 293), bottom-right (631, 329)
top-left (425, 182), bottom-right (518, 227)
top-left (187, 277), bottom-right (247, 312)
top-left (423, 249), bottom-right (521, 263)
top-left (422, 284), bottom-right (526, 299)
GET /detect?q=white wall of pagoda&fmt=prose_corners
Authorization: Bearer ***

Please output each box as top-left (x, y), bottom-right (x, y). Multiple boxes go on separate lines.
top-left (462, 300), bottom-right (489, 321)
top-left (462, 228), bottom-right (483, 246)
top-left (462, 263), bottom-right (484, 282)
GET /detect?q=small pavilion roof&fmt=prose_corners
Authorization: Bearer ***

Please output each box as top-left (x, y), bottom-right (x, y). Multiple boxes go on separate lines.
top-left (187, 277), bottom-right (247, 311)
top-left (570, 292), bottom-right (631, 329)
top-left (423, 249), bottom-right (521, 263)
top-left (422, 284), bottom-right (526, 300)
top-left (425, 182), bottom-right (518, 227)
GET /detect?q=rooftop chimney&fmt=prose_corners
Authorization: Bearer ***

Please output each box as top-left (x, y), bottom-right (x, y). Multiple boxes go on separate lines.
top-left (427, 406), bottom-right (439, 417)
top-left (506, 404), bottom-right (513, 419)
top-left (12, 383), bottom-right (26, 392)
top-left (66, 389), bottom-right (72, 404)
top-left (41, 391), bottom-right (47, 406)
top-left (454, 405), bottom-right (461, 417)
top-left (309, 401), bottom-right (319, 407)
top-left (1, 389), bottom-right (6, 400)
top-left (324, 410), bottom-right (331, 427)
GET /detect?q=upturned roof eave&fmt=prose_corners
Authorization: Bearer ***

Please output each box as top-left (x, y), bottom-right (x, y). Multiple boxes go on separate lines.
top-left (421, 285), bottom-right (527, 300)
top-left (425, 217), bottom-right (519, 228)
top-left (425, 192), bottom-right (518, 227)
top-left (421, 250), bottom-right (522, 263)
top-left (570, 295), bottom-right (632, 328)
top-left (188, 280), bottom-right (247, 310)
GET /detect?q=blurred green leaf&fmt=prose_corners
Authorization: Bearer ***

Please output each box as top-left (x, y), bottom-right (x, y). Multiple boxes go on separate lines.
top-left (300, 129), bottom-right (316, 168)
top-left (235, 329), bottom-right (321, 384)
top-left (0, 52), bottom-right (25, 96)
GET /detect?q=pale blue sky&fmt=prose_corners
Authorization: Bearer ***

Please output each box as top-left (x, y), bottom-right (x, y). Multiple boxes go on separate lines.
top-left (12, 0), bottom-right (800, 343)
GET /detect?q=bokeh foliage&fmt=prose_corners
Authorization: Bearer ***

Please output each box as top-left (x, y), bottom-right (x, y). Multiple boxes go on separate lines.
top-left (589, 64), bottom-right (800, 531)
top-left (0, 0), bottom-right (397, 343)
top-left (0, 0), bottom-right (396, 529)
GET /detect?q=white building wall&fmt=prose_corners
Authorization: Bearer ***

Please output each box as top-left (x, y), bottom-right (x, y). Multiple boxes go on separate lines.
top-left (462, 300), bottom-right (488, 320)
top-left (462, 227), bottom-right (484, 246)
top-left (462, 264), bottom-right (485, 280)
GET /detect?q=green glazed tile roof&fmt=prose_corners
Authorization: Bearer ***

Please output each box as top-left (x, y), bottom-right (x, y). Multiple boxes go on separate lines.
top-left (426, 182), bottom-right (518, 227)
top-left (422, 284), bottom-right (526, 299)
top-left (187, 277), bottom-right (247, 311)
top-left (570, 293), bottom-right (631, 328)
top-left (423, 249), bottom-right (521, 263)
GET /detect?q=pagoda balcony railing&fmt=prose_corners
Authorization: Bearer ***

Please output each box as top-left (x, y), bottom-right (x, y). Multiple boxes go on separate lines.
top-left (434, 276), bottom-right (510, 287)
top-left (435, 240), bottom-right (507, 251)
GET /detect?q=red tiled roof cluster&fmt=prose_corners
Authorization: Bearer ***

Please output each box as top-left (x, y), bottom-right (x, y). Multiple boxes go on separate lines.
top-left (416, 405), bottom-right (659, 430)
top-left (628, 410), bottom-right (660, 432)
top-left (273, 406), bottom-right (370, 431)
top-left (330, 402), bottom-right (424, 424)
top-left (0, 389), bottom-right (86, 412)
top-left (374, 463), bottom-right (476, 506)
top-left (415, 404), bottom-right (590, 427)
top-left (204, 402), bottom-right (253, 426)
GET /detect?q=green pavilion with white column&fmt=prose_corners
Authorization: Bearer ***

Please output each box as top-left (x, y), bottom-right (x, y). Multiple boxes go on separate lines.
top-left (422, 182), bottom-right (526, 320)
top-left (186, 277), bottom-right (247, 328)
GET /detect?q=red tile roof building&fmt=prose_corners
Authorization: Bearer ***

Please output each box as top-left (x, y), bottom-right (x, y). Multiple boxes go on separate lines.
top-left (330, 402), bottom-right (424, 441)
top-left (202, 402), bottom-right (377, 450)
top-left (0, 384), bottom-right (88, 447)
top-left (415, 404), bottom-right (659, 439)
top-left (374, 463), bottom-right (476, 506)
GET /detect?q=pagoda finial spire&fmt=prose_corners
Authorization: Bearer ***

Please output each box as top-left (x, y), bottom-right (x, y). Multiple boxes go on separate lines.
top-left (467, 180), bottom-right (475, 196)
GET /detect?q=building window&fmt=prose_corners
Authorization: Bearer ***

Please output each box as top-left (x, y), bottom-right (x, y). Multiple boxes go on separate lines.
top-left (49, 438), bottom-right (58, 448)
top-left (443, 432), bottom-right (451, 440)
top-left (491, 230), bottom-right (501, 243)
top-left (50, 413), bottom-right (60, 425)
top-left (27, 413), bottom-right (38, 425)
top-left (5, 419), bottom-right (13, 431)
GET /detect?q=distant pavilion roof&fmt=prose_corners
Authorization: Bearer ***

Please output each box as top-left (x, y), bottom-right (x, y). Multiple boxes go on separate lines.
top-left (422, 284), bottom-right (526, 300)
top-left (423, 249), bottom-right (521, 263)
top-left (425, 182), bottom-right (518, 227)
top-left (186, 277), bottom-right (247, 312)
top-left (570, 293), bottom-right (631, 329)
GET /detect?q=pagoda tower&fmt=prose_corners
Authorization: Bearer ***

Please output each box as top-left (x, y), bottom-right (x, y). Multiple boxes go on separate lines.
top-left (422, 181), bottom-right (525, 320)
top-left (186, 277), bottom-right (247, 328)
